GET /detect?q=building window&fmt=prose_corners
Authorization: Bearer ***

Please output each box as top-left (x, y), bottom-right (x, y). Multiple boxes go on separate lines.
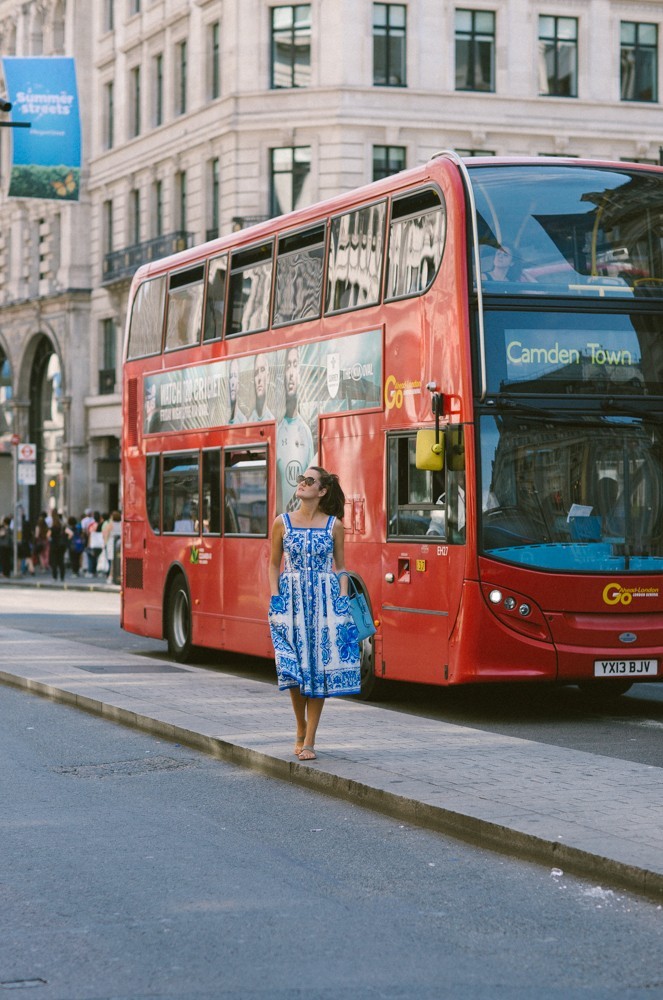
top-left (539, 15), bottom-right (577, 97)
top-left (130, 65), bottom-right (141, 138)
top-left (103, 81), bottom-right (114, 149)
top-left (621, 22), bottom-right (658, 102)
top-left (455, 148), bottom-right (496, 157)
top-left (271, 5), bottom-right (311, 88)
top-left (455, 9), bottom-right (495, 91)
top-left (129, 0), bottom-right (141, 14)
top-left (104, 0), bottom-right (114, 32)
top-left (153, 53), bottom-right (163, 127)
top-left (153, 179), bottom-right (163, 237)
top-left (103, 200), bottom-right (113, 255)
top-left (208, 158), bottom-right (220, 241)
top-left (208, 21), bottom-right (221, 99)
top-left (176, 171), bottom-right (187, 230)
top-left (130, 188), bottom-right (140, 245)
top-left (100, 318), bottom-right (117, 395)
top-left (373, 3), bottom-right (406, 87)
top-left (373, 145), bottom-right (406, 181)
top-left (176, 40), bottom-right (187, 115)
top-left (270, 146), bottom-right (311, 216)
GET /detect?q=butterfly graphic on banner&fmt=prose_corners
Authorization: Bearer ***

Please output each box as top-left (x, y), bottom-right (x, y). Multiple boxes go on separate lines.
top-left (51, 170), bottom-right (77, 198)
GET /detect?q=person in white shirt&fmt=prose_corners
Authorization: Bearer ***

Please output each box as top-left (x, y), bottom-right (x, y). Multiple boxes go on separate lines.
top-left (276, 346), bottom-right (314, 512)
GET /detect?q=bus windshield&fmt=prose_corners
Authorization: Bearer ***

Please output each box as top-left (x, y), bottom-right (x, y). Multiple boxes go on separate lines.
top-left (469, 163), bottom-right (663, 299)
top-left (479, 413), bottom-right (663, 573)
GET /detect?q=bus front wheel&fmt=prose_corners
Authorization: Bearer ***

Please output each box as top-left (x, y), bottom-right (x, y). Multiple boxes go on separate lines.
top-left (166, 576), bottom-right (193, 663)
top-left (358, 634), bottom-right (381, 701)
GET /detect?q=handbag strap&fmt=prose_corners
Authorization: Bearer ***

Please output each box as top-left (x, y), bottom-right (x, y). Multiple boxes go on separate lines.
top-left (336, 570), bottom-right (358, 597)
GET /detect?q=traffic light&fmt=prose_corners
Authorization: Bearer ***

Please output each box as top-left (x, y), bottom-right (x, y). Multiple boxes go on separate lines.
top-left (0, 99), bottom-right (12, 112)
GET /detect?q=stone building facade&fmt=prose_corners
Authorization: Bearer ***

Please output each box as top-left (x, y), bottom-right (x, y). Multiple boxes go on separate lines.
top-left (1, 0), bottom-right (662, 521)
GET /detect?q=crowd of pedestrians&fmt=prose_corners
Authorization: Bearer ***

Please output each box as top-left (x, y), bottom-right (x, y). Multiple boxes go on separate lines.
top-left (0, 507), bottom-right (122, 582)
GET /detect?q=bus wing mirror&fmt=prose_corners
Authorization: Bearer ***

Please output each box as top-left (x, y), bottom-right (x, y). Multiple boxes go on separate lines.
top-left (416, 429), bottom-right (445, 471)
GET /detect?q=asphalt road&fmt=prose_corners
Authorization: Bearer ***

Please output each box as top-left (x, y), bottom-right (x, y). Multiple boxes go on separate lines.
top-left (2, 586), bottom-right (663, 769)
top-left (2, 682), bottom-right (663, 1000)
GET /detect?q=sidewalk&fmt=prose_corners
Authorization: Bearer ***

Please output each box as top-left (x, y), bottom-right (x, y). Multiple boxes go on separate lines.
top-left (0, 571), bottom-right (120, 593)
top-left (1, 600), bottom-right (662, 902)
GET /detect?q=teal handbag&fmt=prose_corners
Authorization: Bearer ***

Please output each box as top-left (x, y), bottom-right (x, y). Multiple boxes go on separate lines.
top-left (337, 572), bottom-right (376, 640)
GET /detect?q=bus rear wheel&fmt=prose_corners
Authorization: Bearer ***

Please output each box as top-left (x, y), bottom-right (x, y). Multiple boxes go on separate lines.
top-left (166, 576), bottom-right (193, 663)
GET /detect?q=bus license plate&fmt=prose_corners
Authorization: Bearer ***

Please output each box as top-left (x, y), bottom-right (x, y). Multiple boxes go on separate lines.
top-left (594, 659), bottom-right (658, 677)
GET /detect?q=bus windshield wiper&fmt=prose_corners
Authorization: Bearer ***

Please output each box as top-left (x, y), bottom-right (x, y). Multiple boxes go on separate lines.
top-left (600, 397), bottom-right (663, 422)
top-left (492, 397), bottom-right (575, 421)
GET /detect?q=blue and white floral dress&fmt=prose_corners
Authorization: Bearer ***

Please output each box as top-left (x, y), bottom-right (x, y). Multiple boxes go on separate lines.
top-left (268, 514), bottom-right (361, 698)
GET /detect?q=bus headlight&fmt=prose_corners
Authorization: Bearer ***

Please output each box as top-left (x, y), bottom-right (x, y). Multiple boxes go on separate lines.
top-left (481, 583), bottom-right (552, 643)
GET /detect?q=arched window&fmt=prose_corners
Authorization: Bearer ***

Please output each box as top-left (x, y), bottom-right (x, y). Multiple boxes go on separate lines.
top-left (29, 338), bottom-right (64, 520)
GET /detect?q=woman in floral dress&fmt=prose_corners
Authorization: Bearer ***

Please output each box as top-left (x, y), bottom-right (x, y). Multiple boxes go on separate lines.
top-left (268, 466), bottom-right (361, 761)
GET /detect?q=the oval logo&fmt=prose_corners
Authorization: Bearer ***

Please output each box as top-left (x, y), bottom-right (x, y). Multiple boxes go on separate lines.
top-left (619, 632), bottom-right (638, 644)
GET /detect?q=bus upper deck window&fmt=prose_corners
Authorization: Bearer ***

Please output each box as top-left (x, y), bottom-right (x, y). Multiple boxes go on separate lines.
top-left (325, 202), bottom-right (386, 314)
top-left (273, 224), bottom-right (325, 327)
top-left (227, 242), bottom-right (273, 336)
top-left (204, 253), bottom-right (227, 342)
top-left (164, 265), bottom-right (205, 352)
top-left (126, 276), bottom-right (167, 359)
top-left (386, 188), bottom-right (446, 301)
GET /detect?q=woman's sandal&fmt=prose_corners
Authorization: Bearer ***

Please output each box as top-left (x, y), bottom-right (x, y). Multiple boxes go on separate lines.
top-left (294, 735), bottom-right (306, 757)
top-left (298, 745), bottom-right (317, 761)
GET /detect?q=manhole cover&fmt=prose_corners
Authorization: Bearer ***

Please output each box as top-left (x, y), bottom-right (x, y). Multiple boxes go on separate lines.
top-left (53, 755), bottom-right (199, 778)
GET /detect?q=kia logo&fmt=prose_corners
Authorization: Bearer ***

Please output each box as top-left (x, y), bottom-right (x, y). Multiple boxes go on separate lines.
top-left (619, 632), bottom-right (637, 644)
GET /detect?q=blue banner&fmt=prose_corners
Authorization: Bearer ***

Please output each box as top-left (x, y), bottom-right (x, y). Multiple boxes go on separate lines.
top-left (2, 57), bottom-right (81, 201)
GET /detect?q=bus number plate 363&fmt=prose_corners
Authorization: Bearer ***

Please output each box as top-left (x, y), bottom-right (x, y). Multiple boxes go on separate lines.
top-left (593, 659), bottom-right (658, 677)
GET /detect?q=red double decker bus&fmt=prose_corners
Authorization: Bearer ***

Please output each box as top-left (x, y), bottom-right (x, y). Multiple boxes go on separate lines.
top-left (121, 152), bottom-right (663, 699)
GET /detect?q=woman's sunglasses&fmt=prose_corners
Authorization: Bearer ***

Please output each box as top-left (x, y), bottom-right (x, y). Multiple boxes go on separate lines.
top-left (296, 475), bottom-right (319, 487)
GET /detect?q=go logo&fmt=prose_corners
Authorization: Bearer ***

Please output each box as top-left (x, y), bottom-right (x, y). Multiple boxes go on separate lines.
top-left (602, 582), bottom-right (632, 606)
top-left (384, 374), bottom-right (403, 410)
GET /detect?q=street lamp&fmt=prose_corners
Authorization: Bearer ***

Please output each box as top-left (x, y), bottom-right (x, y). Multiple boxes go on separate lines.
top-left (0, 98), bottom-right (31, 128)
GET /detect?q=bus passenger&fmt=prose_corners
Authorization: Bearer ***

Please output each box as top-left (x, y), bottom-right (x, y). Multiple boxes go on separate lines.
top-left (249, 352), bottom-right (274, 421)
top-left (483, 245), bottom-right (518, 282)
top-left (268, 466), bottom-right (361, 761)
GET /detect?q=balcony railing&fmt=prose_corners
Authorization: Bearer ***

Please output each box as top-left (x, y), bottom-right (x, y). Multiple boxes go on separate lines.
top-left (102, 231), bottom-right (194, 285)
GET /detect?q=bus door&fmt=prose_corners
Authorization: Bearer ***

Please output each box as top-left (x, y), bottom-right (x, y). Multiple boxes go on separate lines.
top-left (219, 433), bottom-right (272, 653)
top-left (379, 433), bottom-right (452, 685)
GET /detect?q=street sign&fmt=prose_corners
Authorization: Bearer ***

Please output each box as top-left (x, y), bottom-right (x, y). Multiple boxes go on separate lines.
top-left (18, 442), bottom-right (36, 462)
top-left (17, 463), bottom-right (37, 485)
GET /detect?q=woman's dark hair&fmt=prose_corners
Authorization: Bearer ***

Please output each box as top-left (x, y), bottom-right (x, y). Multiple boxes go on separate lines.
top-left (311, 466), bottom-right (346, 519)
